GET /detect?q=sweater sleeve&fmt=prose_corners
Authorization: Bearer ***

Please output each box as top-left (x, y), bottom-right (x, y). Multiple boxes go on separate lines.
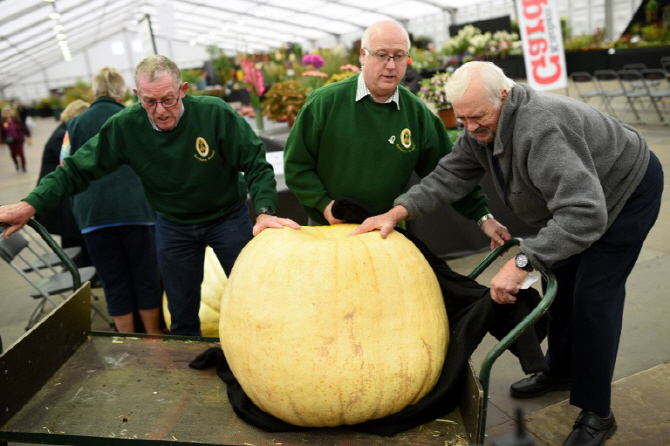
top-left (416, 113), bottom-right (490, 221)
top-left (224, 109), bottom-right (277, 213)
top-left (518, 125), bottom-right (608, 270)
top-left (397, 136), bottom-right (488, 221)
top-left (283, 103), bottom-right (331, 215)
top-left (23, 123), bottom-right (126, 213)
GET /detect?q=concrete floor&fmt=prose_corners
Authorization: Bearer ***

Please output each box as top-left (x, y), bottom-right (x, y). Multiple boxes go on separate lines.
top-left (1, 90), bottom-right (669, 446)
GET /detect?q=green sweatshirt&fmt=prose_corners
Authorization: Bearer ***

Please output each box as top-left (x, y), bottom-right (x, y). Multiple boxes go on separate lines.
top-left (25, 94), bottom-right (277, 224)
top-left (284, 74), bottom-right (489, 224)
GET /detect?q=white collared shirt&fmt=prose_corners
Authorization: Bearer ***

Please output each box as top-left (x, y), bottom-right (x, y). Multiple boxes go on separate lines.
top-left (355, 74), bottom-right (400, 110)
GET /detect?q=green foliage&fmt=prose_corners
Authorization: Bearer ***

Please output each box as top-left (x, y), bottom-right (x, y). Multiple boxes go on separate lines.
top-left (181, 68), bottom-right (203, 87)
top-left (62, 80), bottom-right (93, 107)
top-left (207, 46), bottom-right (234, 86)
top-left (409, 49), bottom-right (442, 70)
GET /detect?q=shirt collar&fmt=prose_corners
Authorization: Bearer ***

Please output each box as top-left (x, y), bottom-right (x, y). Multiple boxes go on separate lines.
top-left (149, 98), bottom-right (186, 132)
top-left (355, 74), bottom-right (400, 110)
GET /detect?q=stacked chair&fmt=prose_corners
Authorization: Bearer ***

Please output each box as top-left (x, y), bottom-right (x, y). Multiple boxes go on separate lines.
top-left (569, 60), bottom-right (670, 125)
top-left (0, 225), bottom-right (110, 330)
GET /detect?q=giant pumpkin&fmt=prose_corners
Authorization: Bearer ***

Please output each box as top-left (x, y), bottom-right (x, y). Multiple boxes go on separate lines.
top-left (219, 224), bottom-right (448, 427)
top-left (163, 247), bottom-right (227, 337)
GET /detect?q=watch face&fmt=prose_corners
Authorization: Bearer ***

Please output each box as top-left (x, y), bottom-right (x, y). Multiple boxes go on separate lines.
top-left (516, 254), bottom-right (528, 268)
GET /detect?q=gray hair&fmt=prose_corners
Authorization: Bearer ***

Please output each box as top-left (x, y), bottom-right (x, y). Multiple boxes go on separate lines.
top-left (361, 20), bottom-right (410, 51)
top-left (134, 55), bottom-right (181, 89)
top-left (92, 67), bottom-right (126, 100)
top-left (445, 61), bottom-right (515, 109)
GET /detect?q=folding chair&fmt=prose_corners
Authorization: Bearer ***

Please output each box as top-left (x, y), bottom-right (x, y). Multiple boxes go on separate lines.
top-left (18, 227), bottom-right (82, 273)
top-left (0, 227), bottom-right (109, 330)
top-left (641, 68), bottom-right (670, 123)
top-left (593, 70), bottom-right (627, 119)
top-left (622, 63), bottom-right (659, 90)
top-left (618, 69), bottom-right (664, 123)
top-left (569, 72), bottom-right (605, 107)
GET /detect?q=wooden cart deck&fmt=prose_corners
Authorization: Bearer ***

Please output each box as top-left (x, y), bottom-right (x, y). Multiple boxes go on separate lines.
top-left (1, 286), bottom-right (479, 446)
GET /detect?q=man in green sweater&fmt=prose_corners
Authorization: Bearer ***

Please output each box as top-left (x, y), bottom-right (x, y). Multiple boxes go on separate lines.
top-left (284, 20), bottom-right (508, 246)
top-left (0, 55), bottom-right (300, 336)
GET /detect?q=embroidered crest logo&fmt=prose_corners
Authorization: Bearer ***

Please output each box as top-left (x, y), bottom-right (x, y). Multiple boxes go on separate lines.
top-left (395, 128), bottom-right (415, 153)
top-left (194, 137), bottom-right (215, 161)
top-left (196, 137), bottom-right (209, 157)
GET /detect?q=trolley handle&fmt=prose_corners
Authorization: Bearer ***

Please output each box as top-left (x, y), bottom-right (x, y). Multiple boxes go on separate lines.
top-left (468, 238), bottom-right (557, 443)
top-left (26, 219), bottom-right (81, 289)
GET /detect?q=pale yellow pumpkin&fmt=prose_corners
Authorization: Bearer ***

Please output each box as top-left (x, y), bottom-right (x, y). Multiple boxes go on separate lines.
top-left (163, 247), bottom-right (227, 337)
top-left (219, 224), bottom-right (448, 427)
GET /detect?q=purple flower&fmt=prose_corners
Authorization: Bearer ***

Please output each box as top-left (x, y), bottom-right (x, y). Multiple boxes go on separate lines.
top-left (302, 53), bottom-right (325, 68)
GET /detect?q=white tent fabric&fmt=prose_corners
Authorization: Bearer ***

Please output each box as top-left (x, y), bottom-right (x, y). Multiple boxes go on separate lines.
top-left (0, 0), bottom-right (641, 101)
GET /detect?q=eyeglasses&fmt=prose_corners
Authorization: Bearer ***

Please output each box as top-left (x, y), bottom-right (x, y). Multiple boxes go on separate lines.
top-left (364, 47), bottom-right (409, 64)
top-left (140, 89), bottom-right (182, 110)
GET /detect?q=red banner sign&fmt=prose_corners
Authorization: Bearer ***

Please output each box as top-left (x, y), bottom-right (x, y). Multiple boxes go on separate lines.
top-left (516, 0), bottom-right (568, 90)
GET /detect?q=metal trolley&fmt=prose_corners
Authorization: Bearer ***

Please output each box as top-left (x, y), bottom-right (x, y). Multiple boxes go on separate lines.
top-left (0, 219), bottom-right (555, 446)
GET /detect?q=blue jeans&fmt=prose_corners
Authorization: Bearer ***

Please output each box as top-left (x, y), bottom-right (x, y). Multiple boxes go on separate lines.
top-left (155, 205), bottom-right (253, 336)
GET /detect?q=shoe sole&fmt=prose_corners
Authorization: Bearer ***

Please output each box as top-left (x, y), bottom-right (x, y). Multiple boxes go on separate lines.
top-left (510, 382), bottom-right (571, 399)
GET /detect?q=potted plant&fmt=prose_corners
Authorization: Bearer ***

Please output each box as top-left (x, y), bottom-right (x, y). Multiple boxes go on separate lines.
top-left (261, 79), bottom-right (307, 127)
top-left (418, 71), bottom-right (457, 129)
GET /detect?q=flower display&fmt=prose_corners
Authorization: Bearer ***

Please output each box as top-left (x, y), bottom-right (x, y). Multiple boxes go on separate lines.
top-left (418, 71), bottom-right (453, 111)
top-left (442, 25), bottom-right (522, 59)
top-left (262, 79), bottom-right (308, 126)
top-left (301, 70), bottom-right (329, 78)
top-left (338, 64), bottom-right (361, 73)
top-left (302, 53), bottom-right (325, 68)
top-left (241, 56), bottom-right (265, 108)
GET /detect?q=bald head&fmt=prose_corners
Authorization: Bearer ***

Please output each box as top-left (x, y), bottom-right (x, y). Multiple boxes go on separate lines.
top-left (361, 20), bottom-right (410, 51)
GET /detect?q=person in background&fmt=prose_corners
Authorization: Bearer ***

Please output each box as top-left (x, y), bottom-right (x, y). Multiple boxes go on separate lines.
top-left (35, 99), bottom-right (91, 267)
top-left (65, 67), bottom-right (162, 334)
top-left (351, 61), bottom-right (663, 446)
top-left (1, 106), bottom-right (31, 172)
top-left (283, 20), bottom-right (508, 243)
top-left (0, 55), bottom-right (300, 336)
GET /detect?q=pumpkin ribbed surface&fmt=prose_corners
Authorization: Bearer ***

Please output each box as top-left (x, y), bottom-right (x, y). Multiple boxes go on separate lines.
top-left (219, 224), bottom-right (448, 427)
top-left (163, 247), bottom-right (227, 337)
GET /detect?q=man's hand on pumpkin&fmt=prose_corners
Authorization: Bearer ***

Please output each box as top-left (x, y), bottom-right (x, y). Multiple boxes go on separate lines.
top-left (253, 214), bottom-right (301, 236)
top-left (350, 205), bottom-right (409, 238)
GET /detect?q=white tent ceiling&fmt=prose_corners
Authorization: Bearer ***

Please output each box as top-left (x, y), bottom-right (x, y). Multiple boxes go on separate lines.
top-left (0, 0), bottom-right (641, 100)
top-left (0, 0), bottom-right (476, 92)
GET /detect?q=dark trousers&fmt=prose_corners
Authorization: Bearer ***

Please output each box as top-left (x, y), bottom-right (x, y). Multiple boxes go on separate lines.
top-left (155, 205), bottom-right (253, 336)
top-left (84, 225), bottom-right (162, 317)
top-left (547, 151), bottom-right (663, 415)
top-left (8, 141), bottom-right (26, 170)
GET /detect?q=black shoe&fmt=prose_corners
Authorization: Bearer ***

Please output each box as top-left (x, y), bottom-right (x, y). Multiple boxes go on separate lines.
top-left (563, 410), bottom-right (617, 446)
top-left (510, 371), bottom-right (570, 398)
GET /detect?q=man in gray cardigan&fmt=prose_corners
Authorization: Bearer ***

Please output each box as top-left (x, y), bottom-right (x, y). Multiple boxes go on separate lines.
top-left (352, 61), bottom-right (663, 446)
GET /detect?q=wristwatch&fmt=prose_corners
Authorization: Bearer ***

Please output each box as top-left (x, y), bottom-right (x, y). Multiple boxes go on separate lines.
top-left (515, 253), bottom-right (533, 272)
top-left (476, 213), bottom-right (494, 227)
top-left (256, 206), bottom-right (276, 217)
